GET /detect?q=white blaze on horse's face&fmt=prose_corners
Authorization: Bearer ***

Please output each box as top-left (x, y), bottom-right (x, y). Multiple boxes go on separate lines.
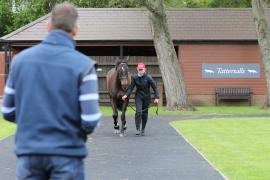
top-left (118, 63), bottom-right (129, 90)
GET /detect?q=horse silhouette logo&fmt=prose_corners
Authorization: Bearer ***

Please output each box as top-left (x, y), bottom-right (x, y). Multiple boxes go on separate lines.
top-left (247, 69), bottom-right (258, 74)
top-left (204, 69), bottom-right (215, 74)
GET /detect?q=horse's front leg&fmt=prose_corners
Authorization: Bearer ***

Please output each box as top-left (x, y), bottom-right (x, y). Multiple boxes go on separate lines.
top-left (110, 96), bottom-right (119, 134)
top-left (120, 97), bottom-right (129, 134)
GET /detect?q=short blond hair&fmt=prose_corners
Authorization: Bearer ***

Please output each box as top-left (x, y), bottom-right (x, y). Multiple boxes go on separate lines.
top-left (51, 2), bottom-right (78, 33)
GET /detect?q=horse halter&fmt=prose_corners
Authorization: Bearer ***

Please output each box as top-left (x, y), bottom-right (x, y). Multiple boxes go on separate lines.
top-left (117, 63), bottom-right (128, 79)
top-left (117, 63), bottom-right (129, 90)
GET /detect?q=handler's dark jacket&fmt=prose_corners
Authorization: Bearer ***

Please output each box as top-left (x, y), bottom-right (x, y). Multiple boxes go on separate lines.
top-left (126, 73), bottom-right (159, 99)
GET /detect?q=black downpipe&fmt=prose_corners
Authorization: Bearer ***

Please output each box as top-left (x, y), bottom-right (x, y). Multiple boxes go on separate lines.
top-left (120, 45), bottom-right (123, 59)
top-left (4, 43), bottom-right (9, 83)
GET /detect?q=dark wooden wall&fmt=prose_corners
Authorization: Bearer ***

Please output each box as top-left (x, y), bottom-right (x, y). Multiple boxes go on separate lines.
top-left (6, 44), bottom-right (266, 105)
top-left (91, 56), bottom-right (163, 104)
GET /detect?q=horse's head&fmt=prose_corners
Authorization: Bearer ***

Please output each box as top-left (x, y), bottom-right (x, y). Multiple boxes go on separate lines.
top-left (117, 62), bottom-right (129, 91)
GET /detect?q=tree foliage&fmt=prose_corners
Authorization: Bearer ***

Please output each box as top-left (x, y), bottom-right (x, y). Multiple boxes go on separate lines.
top-left (0, 0), bottom-right (13, 37)
top-left (164, 0), bottom-right (251, 8)
top-left (108, 0), bottom-right (139, 8)
top-left (210, 0), bottom-right (251, 8)
top-left (11, 0), bottom-right (60, 31)
top-left (164, 0), bottom-right (210, 8)
top-left (1, 0), bottom-right (112, 37)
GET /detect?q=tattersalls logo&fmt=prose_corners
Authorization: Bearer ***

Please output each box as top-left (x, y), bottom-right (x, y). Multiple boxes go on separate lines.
top-left (202, 64), bottom-right (260, 78)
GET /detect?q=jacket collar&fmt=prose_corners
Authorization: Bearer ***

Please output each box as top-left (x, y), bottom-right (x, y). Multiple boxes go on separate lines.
top-left (42, 30), bottom-right (75, 49)
top-left (137, 73), bottom-right (146, 77)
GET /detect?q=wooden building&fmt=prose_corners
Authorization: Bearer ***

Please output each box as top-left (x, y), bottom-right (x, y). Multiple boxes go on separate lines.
top-left (0, 8), bottom-right (268, 105)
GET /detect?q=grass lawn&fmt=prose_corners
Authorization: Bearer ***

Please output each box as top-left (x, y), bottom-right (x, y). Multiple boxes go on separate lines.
top-left (171, 118), bottom-right (270, 180)
top-left (0, 117), bottom-right (16, 140)
top-left (100, 106), bottom-right (270, 116)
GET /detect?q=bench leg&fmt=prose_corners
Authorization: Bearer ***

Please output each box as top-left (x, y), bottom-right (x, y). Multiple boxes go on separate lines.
top-left (216, 98), bottom-right (219, 106)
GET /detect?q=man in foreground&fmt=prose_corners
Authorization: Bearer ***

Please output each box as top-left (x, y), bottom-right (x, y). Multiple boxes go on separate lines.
top-left (1, 2), bottom-right (100, 179)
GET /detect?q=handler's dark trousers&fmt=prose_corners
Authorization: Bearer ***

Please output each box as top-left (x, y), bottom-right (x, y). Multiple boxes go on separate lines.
top-left (135, 96), bottom-right (150, 131)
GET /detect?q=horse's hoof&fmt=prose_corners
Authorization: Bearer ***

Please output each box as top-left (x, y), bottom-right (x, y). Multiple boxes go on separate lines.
top-left (114, 130), bottom-right (120, 134)
top-left (119, 133), bottom-right (125, 137)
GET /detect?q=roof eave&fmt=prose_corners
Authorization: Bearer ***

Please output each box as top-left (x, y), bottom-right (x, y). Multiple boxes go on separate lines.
top-left (1, 39), bottom-right (259, 47)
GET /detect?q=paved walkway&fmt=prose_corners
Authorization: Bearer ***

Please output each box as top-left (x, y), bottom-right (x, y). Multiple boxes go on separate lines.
top-left (0, 115), bottom-right (232, 180)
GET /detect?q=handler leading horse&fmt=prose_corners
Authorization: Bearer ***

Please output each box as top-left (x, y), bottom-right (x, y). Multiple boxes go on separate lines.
top-left (106, 59), bottom-right (131, 136)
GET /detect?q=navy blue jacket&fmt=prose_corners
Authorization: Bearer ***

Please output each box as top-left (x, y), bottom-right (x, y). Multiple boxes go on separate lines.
top-left (126, 73), bottom-right (159, 99)
top-left (1, 30), bottom-right (101, 157)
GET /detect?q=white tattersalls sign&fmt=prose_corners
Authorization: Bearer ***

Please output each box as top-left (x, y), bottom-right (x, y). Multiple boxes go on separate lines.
top-left (202, 64), bottom-right (260, 78)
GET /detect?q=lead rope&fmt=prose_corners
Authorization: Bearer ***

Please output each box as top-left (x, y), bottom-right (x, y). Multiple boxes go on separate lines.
top-left (154, 103), bottom-right (159, 121)
top-left (128, 103), bottom-right (159, 116)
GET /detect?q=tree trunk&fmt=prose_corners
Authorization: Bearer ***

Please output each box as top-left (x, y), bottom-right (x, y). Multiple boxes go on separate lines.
top-left (252, 0), bottom-right (270, 108)
top-left (142, 0), bottom-right (195, 110)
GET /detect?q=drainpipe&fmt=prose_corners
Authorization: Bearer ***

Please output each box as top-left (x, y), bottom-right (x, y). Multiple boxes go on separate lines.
top-left (0, 39), bottom-right (9, 83)
top-left (120, 45), bottom-right (124, 59)
top-left (4, 43), bottom-right (10, 83)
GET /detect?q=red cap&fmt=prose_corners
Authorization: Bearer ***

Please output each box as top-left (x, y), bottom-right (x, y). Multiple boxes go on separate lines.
top-left (137, 63), bottom-right (145, 69)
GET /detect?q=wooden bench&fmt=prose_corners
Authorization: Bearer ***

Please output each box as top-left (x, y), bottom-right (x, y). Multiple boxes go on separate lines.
top-left (215, 87), bottom-right (252, 106)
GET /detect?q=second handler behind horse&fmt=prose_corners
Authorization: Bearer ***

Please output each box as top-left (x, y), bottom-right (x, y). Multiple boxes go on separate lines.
top-left (122, 63), bottom-right (159, 136)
